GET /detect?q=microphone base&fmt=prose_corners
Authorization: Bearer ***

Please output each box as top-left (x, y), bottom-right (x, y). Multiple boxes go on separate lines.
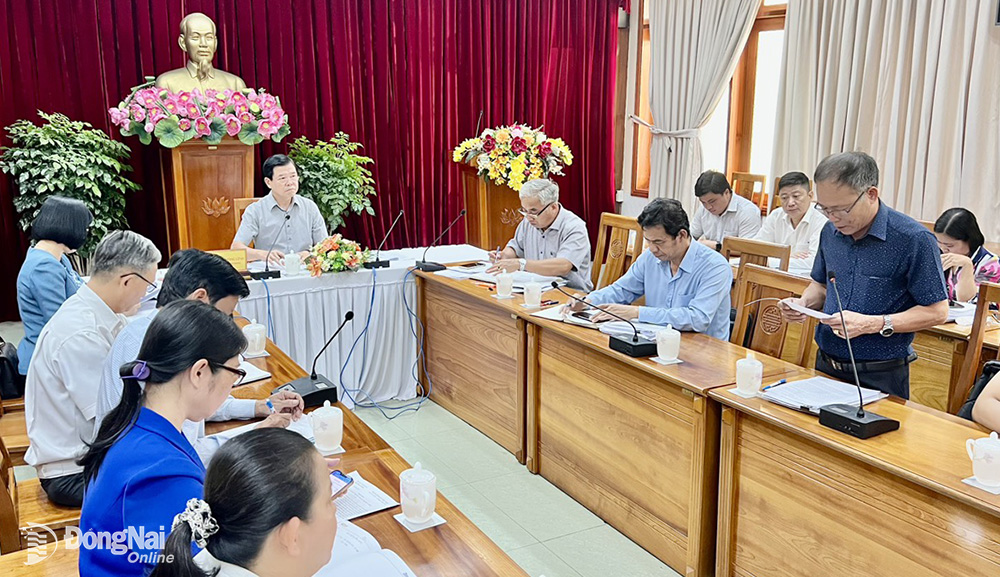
top-left (414, 261), bottom-right (447, 273)
top-left (363, 259), bottom-right (391, 269)
top-left (819, 403), bottom-right (900, 439)
top-left (609, 334), bottom-right (658, 358)
top-left (249, 269), bottom-right (282, 280)
top-left (273, 374), bottom-right (338, 408)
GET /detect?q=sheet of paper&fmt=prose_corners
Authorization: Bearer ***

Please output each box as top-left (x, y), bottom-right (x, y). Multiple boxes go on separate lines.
top-left (433, 269), bottom-right (474, 280)
top-left (334, 471), bottom-right (399, 521)
top-left (947, 301), bottom-right (976, 323)
top-left (469, 271), bottom-right (564, 289)
top-left (599, 320), bottom-right (665, 340)
top-left (329, 520), bottom-right (381, 558)
top-left (318, 550), bottom-right (417, 577)
top-left (760, 376), bottom-right (887, 414)
top-left (780, 298), bottom-right (835, 321)
top-left (531, 304), bottom-right (569, 321)
top-left (208, 414), bottom-right (313, 443)
top-left (236, 359), bottom-right (271, 385)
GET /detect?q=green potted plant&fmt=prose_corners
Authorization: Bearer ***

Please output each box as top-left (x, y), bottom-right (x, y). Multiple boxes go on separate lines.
top-left (0, 111), bottom-right (138, 259)
top-left (287, 133), bottom-right (376, 231)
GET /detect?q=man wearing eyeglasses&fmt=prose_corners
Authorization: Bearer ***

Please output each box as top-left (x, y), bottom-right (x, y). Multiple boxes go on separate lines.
top-left (25, 230), bottom-right (161, 507)
top-left (487, 179), bottom-right (593, 291)
top-left (779, 152), bottom-right (948, 398)
top-left (94, 249), bottom-right (302, 466)
top-left (232, 154), bottom-right (329, 264)
top-left (752, 171), bottom-right (828, 271)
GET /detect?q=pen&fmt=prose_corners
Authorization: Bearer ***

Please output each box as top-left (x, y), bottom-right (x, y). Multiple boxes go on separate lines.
top-left (541, 299), bottom-right (558, 306)
top-left (266, 399), bottom-right (276, 413)
top-left (473, 282), bottom-right (495, 291)
top-left (762, 379), bottom-right (787, 391)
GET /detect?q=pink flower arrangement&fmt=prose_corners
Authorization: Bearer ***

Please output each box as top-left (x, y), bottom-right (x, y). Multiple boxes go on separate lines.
top-left (305, 234), bottom-right (370, 276)
top-left (108, 85), bottom-right (290, 148)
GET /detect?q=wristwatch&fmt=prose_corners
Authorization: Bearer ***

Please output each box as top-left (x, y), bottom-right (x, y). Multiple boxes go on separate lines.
top-left (715, 241), bottom-right (722, 252)
top-left (518, 258), bottom-right (527, 272)
top-left (879, 315), bottom-right (894, 337)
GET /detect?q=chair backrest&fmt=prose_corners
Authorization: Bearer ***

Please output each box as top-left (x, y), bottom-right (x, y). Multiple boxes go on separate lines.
top-left (917, 219), bottom-right (935, 232)
top-left (770, 174), bottom-right (816, 213)
top-left (592, 213), bottom-right (644, 290)
top-left (731, 263), bottom-right (817, 367)
top-left (722, 236), bottom-right (792, 272)
top-left (233, 197), bottom-right (259, 240)
top-left (0, 433), bottom-right (19, 554)
top-left (729, 172), bottom-right (767, 215)
top-left (949, 282), bottom-right (1000, 414)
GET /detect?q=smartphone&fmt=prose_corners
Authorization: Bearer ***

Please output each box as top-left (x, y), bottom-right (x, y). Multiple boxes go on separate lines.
top-left (330, 470), bottom-right (354, 498)
top-left (572, 309), bottom-right (604, 322)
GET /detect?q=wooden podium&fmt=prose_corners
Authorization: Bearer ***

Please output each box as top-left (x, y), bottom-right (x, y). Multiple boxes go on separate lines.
top-left (460, 164), bottom-right (523, 250)
top-left (161, 138), bottom-right (255, 253)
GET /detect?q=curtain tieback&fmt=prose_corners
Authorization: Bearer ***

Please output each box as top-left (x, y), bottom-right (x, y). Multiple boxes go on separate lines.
top-left (628, 115), bottom-right (700, 138)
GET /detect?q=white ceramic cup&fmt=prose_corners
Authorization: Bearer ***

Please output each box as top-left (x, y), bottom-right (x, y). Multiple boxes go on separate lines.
top-left (967, 432), bottom-right (1000, 487)
top-left (285, 252), bottom-right (302, 275)
top-left (242, 322), bottom-right (267, 356)
top-left (496, 273), bottom-right (514, 298)
top-left (655, 328), bottom-right (680, 361)
top-left (310, 401), bottom-right (344, 452)
top-left (400, 463), bottom-right (437, 524)
top-left (523, 282), bottom-right (543, 307)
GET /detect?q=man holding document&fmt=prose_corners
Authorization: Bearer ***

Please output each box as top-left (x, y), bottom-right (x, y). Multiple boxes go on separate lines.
top-left (780, 152), bottom-right (948, 398)
top-left (566, 198), bottom-right (733, 340)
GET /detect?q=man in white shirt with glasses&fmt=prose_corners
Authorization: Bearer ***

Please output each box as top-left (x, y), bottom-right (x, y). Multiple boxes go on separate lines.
top-left (487, 179), bottom-right (593, 291)
top-left (752, 171), bottom-right (828, 271)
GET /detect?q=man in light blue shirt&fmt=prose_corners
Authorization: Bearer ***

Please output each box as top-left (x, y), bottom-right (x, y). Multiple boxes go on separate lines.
top-left (95, 249), bottom-right (303, 465)
top-left (571, 198), bottom-right (733, 340)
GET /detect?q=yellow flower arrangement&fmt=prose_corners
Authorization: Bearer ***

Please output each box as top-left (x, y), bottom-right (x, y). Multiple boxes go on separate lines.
top-left (451, 123), bottom-right (573, 191)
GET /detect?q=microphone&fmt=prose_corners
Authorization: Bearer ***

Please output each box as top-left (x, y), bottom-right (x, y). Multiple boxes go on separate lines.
top-left (250, 213), bottom-right (291, 280)
top-left (272, 311), bottom-right (354, 408)
top-left (415, 209), bottom-right (467, 272)
top-left (364, 210), bottom-right (404, 269)
top-left (550, 282), bottom-right (657, 358)
top-left (817, 271), bottom-right (900, 439)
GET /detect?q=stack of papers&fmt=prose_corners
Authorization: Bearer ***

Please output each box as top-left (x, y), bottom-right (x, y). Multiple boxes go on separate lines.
top-left (599, 321), bottom-right (666, 341)
top-left (334, 471), bottom-right (399, 521)
top-left (760, 376), bottom-right (887, 415)
top-left (208, 414), bottom-right (315, 443)
top-left (469, 271), bottom-right (565, 290)
top-left (947, 301), bottom-right (976, 323)
top-left (318, 520), bottom-right (417, 577)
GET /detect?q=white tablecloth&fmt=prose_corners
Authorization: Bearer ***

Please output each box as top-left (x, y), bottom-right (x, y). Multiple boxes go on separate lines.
top-left (238, 244), bottom-right (487, 406)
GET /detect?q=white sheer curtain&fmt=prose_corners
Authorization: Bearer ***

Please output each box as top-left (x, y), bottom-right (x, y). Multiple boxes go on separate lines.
top-left (773, 0), bottom-right (1000, 237)
top-left (636, 0), bottom-right (761, 212)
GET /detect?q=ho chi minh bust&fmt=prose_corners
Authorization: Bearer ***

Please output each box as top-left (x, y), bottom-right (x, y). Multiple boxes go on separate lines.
top-left (155, 12), bottom-right (247, 93)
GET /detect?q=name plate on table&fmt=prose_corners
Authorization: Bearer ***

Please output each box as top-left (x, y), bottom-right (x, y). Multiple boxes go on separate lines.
top-left (209, 249), bottom-right (248, 273)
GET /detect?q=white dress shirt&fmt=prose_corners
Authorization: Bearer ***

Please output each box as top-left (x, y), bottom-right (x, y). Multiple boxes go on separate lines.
top-left (689, 193), bottom-right (762, 243)
top-left (233, 192), bottom-right (328, 255)
top-left (25, 284), bottom-right (126, 479)
top-left (95, 310), bottom-right (257, 465)
top-left (752, 204), bottom-right (828, 271)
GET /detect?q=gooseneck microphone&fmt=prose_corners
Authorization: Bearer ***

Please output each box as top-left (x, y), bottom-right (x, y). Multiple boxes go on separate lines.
top-left (250, 213), bottom-right (291, 280)
top-left (415, 210), bottom-right (467, 272)
top-left (818, 271), bottom-right (900, 438)
top-left (364, 210), bottom-right (405, 269)
top-left (273, 311), bottom-right (354, 408)
top-left (550, 282), bottom-right (657, 358)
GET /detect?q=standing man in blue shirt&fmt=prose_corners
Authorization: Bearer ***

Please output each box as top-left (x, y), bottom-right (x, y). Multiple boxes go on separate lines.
top-left (780, 152), bottom-right (948, 398)
top-left (568, 198), bottom-right (733, 340)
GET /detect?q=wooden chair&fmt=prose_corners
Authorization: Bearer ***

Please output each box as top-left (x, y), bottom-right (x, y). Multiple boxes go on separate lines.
top-left (917, 220), bottom-right (935, 232)
top-left (0, 432), bottom-right (79, 554)
top-left (729, 172), bottom-right (767, 215)
top-left (0, 400), bottom-right (28, 467)
top-left (770, 174), bottom-right (815, 213)
top-left (233, 197), bottom-right (259, 238)
top-left (949, 282), bottom-right (1000, 414)
top-left (591, 213), bottom-right (644, 290)
top-left (722, 237), bottom-right (792, 272)
top-left (731, 264), bottom-right (818, 367)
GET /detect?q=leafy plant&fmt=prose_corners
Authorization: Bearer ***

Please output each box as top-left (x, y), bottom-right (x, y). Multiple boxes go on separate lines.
top-left (0, 111), bottom-right (138, 256)
top-left (288, 133), bottom-right (376, 230)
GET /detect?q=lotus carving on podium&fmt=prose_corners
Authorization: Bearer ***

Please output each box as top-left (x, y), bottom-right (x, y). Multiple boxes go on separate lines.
top-left (201, 196), bottom-right (232, 218)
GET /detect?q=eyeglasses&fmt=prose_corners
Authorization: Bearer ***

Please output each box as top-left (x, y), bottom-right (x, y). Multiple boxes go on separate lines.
top-left (815, 192), bottom-right (866, 219)
top-left (518, 202), bottom-right (554, 218)
top-left (121, 272), bottom-right (158, 291)
top-left (210, 361), bottom-right (247, 384)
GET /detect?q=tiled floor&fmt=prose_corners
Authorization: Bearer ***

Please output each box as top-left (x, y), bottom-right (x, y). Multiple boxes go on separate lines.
top-left (354, 400), bottom-right (681, 577)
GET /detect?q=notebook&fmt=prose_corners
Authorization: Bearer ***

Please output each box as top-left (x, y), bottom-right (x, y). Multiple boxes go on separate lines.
top-left (316, 520), bottom-right (417, 577)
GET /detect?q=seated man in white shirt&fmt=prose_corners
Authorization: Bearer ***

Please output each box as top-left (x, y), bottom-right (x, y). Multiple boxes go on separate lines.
top-left (231, 154), bottom-right (329, 264)
top-left (690, 170), bottom-right (762, 251)
top-left (25, 230), bottom-right (162, 507)
top-left (94, 249), bottom-right (304, 465)
top-left (752, 171), bottom-right (828, 271)
top-left (486, 179), bottom-right (594, 291)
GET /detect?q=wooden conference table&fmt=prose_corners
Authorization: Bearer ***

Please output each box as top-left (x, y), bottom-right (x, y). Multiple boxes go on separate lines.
top-left (2, 336), bottom-right (527, 577)
top-left (416, 269), bottom-right (1000, 577)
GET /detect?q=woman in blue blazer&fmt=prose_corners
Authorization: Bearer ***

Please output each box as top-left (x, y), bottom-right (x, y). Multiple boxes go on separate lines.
top-left (78, 300), bottom-right (248, 577)
top-left (15, 196), bottom-right (92, 377)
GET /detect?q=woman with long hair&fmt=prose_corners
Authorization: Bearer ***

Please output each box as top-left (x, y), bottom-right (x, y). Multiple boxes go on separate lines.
top-left (78, 300), bottom-right (248, 577)
top-left (151, 428), bottom-right (339, 577)
top-left (933, 207), bottom-right (1000, 303)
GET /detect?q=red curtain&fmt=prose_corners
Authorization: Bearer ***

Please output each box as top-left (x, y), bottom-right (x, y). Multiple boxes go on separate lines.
top-left (0, 0), bottom-right (619, 321)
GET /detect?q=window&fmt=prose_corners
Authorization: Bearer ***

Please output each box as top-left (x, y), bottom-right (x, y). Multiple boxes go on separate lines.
top-left (630, 2), bottom-right (787, 200)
